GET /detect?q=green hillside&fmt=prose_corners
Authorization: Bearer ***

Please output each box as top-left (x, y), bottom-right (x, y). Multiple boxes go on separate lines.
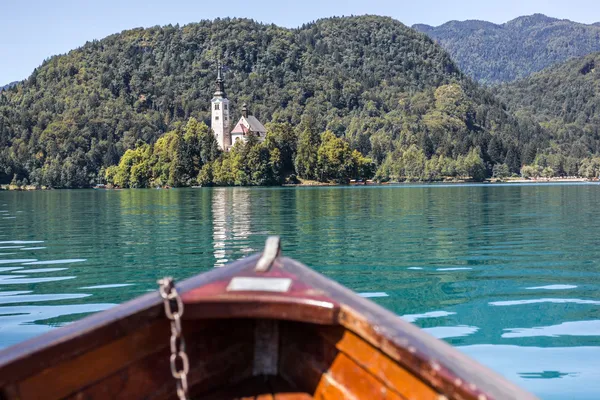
top-left (496, 52), bottom-right (600, 176)
top-left (0, 16), bottom-right (543, 187)
top-left (414, 14), bottom-right (600, 84)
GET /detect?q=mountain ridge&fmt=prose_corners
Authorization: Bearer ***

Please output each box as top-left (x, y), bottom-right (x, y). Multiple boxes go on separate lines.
top-left (413, 14), bottom-right (600, 84)
top-left (0, 82), bottom-right (18, 92)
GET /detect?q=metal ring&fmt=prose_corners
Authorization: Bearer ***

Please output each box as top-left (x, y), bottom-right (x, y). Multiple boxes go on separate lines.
top-left (170, 334), bottom-right (185, 354)
top-left (170, 352), bottom-right (190, 378)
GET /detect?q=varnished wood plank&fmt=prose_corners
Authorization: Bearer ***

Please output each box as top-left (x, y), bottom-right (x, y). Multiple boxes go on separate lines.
top-left (279, 322), bottom-right (338, 394)
top-left (280, 345), bottom-right (325, 396)
top-left (65, 347), bottom-right (172, 400)
top-left (313, 373), bottom-right (352, 400)
top-left (318, 352), bottom-right (403, 400)
top-left (281, 323), bottom-right (399, 400)
top-left (66, 319), bottom-right (256, 400)
top-left (18, 320), bottom-right (169, 400)
top-left (274, 395), bottom-right (313, 400)
top-left (317, 326), bottom-right (440, 400)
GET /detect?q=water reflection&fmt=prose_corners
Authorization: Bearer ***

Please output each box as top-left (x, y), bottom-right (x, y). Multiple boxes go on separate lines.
top-left (212, 188), bottom-right (254, 266)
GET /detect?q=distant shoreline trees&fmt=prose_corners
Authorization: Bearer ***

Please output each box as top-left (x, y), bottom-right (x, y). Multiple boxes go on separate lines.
top-left (103, 118), bottom-right (378, 187)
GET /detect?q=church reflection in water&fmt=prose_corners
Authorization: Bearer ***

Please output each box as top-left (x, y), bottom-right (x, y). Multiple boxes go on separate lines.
top-left (211, 188), bottom-right (254, 267)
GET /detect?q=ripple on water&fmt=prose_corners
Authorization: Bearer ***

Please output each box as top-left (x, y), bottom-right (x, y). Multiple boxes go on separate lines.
top-left (503, 320), bottom-right (600, 338)
top-left (0, 259), bottom-right (37, 264)
top-left (459, 345), bottom-right (600, 399)
top-left (490, 298), bottom-right (600, 306)
top-left (0, 304), bottom-right (115, 348)
top-left (526, 285), bottom-right (578, 290)
top-left (20, 259), bottom-right (86, 265)
top-left (80, 284), bottom-right (135, 289)
top-left (0, 267), bottom-right (23, 272)
top-left (436, 267), bottom-right (472, 271)
top-left (401, 310), bottom-right (456, 323)
top-left (0, 275), bottom-right (76, 284)
top-left (16, 268), bottom-right (68, 273)
top-left (0, 291), bottom-right (31, 296)
top-left (358, 292), bottom-right (388, 298)
top-left (0, 293), bottom-right (90, 305)
top-left (0, 241), bottom-right (44, 245)
top-left (424, 325), bottom-right (480, 339)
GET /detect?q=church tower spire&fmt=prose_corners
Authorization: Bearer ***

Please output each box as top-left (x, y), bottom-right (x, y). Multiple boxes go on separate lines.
top-left (214, 62), bottom-right (226, 97)
top-left (211, 62), bottom-right (230, 150)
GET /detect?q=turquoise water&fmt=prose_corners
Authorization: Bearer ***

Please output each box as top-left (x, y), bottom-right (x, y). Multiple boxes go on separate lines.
top-left (1, 184), bottom-right (599, 398)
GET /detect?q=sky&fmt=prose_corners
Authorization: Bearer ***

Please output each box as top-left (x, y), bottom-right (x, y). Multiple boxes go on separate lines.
top-left (1, 0), bottom-right (600, 84)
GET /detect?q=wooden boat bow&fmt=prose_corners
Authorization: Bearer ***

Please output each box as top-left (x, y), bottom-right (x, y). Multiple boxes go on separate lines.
top-left (0, 237), bottom-right (538, 400)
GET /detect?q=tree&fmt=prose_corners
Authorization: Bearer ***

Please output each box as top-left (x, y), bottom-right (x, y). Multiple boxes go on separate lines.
top-left (316, 131), bottom-right (355, 183)
top-left (463, 147), bottom-right (486, 181)
top-left (197, 162), bottom-right (213, 186)
top-left (295, 128), bottom-right (320, 180)
top-left (521, 165), bottom-right (540, 179)
top-left (541, 166), bottom-right (555, 178)
top-left (492, 163), bottom-right (510, 179)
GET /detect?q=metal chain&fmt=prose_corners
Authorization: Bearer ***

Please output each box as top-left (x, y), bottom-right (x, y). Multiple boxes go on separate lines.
top-left (158, 277), bottom-right (189, 400)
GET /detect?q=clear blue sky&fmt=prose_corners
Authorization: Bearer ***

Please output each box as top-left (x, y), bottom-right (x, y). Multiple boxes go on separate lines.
top-left (2, 0), bottom-right (599, 84)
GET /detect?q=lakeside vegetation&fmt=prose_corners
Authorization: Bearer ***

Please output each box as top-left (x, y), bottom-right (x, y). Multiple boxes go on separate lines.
top-left (102, 118), bottom-right (374, 187)
top-left (495, 52), bottom-right (600, 178)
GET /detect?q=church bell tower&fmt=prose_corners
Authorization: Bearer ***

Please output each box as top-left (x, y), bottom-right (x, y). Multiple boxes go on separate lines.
top-left (211, 63), bottom-right (230, 150)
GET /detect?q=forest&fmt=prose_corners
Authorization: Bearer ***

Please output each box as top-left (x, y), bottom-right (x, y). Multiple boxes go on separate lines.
top-left (0, 15), bottom-right (593, 188)
top-left (414, 14), bottom-right (600, 84)
top-left (495, 52), bottom-right (600, 177)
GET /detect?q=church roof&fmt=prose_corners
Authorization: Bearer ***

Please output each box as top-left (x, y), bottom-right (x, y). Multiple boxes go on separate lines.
top-left (231, 121), bottom-right (249, 135)
top-left (231, 116), bottom-right (267, 135)
top-left (246, 116), bottom-right (266, 133)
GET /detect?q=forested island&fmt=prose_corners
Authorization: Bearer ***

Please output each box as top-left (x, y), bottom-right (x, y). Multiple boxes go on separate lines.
top-left (1, 15), bottom-right (600, 189)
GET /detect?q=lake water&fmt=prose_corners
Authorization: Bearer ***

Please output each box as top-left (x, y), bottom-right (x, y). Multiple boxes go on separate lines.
top-left (1, 184), bottom-right (599, 399)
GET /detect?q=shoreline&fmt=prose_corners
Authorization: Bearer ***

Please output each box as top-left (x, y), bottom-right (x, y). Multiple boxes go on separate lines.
top-left (0, 177), bottom-right (595, 191)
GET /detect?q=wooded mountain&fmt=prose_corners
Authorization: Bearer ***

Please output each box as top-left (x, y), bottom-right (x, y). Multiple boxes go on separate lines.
top-left (414, 14), bottom-right (600, 84)
top-left (0, 82), bottom-right (17, 92)
top-left (495, 52), bottom-right (600, 171)
top-left (0, 16), bottom-right (545, 187)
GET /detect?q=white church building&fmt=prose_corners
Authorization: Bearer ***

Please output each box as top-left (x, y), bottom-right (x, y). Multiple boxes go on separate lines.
top-left (211, 64), bottom-right (266, 150)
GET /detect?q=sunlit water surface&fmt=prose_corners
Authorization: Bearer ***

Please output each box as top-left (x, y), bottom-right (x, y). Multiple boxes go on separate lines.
top-left (1, 184), bottom-right (599, 399)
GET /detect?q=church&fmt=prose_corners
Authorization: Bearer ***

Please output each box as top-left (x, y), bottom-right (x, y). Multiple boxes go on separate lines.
top-left (211, 64), bottom-right (266, 150)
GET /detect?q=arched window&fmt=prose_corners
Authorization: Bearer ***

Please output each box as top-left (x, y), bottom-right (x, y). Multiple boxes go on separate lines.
top-left (214, 104), bottom-right (220, 110)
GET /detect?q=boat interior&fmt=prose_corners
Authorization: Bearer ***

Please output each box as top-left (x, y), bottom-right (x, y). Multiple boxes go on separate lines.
top-left (2, 317), bottom-right (440, 400)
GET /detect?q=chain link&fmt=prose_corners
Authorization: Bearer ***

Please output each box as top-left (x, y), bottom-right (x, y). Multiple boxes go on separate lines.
top-left (158, 277), bottom-right (189, 400)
